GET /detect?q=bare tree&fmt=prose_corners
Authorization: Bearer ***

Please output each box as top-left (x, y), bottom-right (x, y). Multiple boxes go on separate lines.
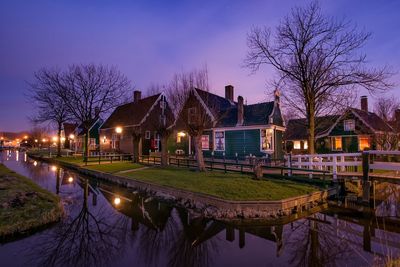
top-left (59, 64), bottom-right (131, 159)
top-left (374, 95), bottom-right (400, 122)
top-left (166, 67), bottom-right (216, 171)
top-left (29, 68), bottom-right (72, 157)
top-left (245, 1), bottom-right (393, 153)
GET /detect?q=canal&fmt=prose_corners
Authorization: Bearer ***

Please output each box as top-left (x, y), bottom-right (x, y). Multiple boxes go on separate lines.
top-left (0, 150), bottom-right (399, 267)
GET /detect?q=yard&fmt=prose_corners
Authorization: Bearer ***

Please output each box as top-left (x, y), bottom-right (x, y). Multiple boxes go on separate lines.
top-left (84, 162), bottom-right (144, 173)
top-left (0, 164), bottom-right (63, 239)
top-left (118, 167), bottom-right (319, 201)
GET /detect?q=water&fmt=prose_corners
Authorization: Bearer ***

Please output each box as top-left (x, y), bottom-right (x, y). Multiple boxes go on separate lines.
top-left (0, 150), bottom-right (399, 267)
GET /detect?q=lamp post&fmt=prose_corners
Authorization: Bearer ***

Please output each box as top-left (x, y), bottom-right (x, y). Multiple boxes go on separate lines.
top-left (115, 127), bottom-right (123, 153)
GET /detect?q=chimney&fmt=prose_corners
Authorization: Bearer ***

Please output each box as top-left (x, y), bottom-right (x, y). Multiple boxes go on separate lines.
top-left (395, 109), bottom-right (400, 122)
top-left (237, 96), bottom-right (244, 126)
top-left (225, 85), bottom-right (234, 102)
top-left (133, 90), bottom-right (142, 103)
top-left (361, 96), bottom-right (368, 112)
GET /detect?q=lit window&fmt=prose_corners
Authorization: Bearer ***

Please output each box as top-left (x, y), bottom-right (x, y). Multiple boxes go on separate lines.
top-left (261, 129), bottom-right (273, 151)
top-left (303, 141), bottom-right (308, 150)
top-left (293, 141), bottom-right (301, 150)
top-left (214, 131), bottom-right (225, 151)
top-left (145, 131), bottom-right (151, 140)
top-left (344, 120), bottom-right (355, 131)
top-left (332, 136), bottom-right (342, 150)
top-left (359, 136), bottom-right (370, 151)
top-left (177, 132), bottom-right (186, 143)
top-left (201, 135), bottom-right (209, 150)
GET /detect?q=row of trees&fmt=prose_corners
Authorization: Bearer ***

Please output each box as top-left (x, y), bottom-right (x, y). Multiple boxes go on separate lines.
top-left (29, 64), bottom-right (131, 157)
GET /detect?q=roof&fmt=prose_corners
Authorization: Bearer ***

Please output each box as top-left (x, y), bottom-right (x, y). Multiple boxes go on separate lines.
top-left (350, 108), bottom-right (393, 132)
top-left (194, 88), bottom-right (278, 127)
top-left (100, 94), bottom-right (161, 129)
top-left (284, 115), bottom-right (340, 141)
top-left (76, 118), bottom-right (102, 136)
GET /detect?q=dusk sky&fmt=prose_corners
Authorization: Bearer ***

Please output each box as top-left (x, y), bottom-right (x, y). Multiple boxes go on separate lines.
top-left (1, 0), bottom-right (399, 132)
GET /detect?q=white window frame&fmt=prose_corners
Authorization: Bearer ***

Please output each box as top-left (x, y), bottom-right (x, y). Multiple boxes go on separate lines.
top-left (214, 130), bottom-right (225, 151)
top-left (344, 119), bottom-right (355, 131)
top-left (260, 128), bottom-right (274, 152)
top-left (293, 140), bottom-right (301, 150)
top-left (145, 131), bottom-right (151, 140)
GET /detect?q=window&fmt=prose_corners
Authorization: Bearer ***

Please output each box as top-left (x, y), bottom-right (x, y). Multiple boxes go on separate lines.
top-left (261, 129), bottom-right (273, 151)
top-left (145, 131), bottom-right (151, 140)
top-left (332, 136), bottom-right (342, 151)
top-left (303, 141), bottom-right (308, 150)
top-left (188, 107), bottom-right (197, 124)
top-left (214, 131), bottom-right (225, 151)
top-left (111, 134), bottom-right (117, 149)
top-left (201, 135), bottom-right (209, 150)
top-left (293, 141), bottom-right (301, 150)
top-left (177, 132), bottom-right (186, 143)
top-left (160, 99), bottom-right (166, 109)
top-left (359, 136), bottom-right (370, 151)
top-left (344, 119), bottom-right (355, 131)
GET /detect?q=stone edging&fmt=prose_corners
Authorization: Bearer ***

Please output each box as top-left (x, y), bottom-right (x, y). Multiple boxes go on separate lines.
top-left (31, 155), bottom-right (336, 219)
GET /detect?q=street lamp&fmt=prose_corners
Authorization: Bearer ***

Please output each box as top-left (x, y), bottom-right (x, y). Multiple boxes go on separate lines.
top-left (115, 127), bottom-right (123, 134)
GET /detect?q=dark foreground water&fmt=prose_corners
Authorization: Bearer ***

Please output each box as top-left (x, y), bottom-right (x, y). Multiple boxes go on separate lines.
top-left (0, 151), bottom-right (399, 267)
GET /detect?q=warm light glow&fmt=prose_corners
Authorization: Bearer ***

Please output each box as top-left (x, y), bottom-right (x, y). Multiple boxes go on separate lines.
top-left (177, 132), bottom-right (186, 137)
top-left (24, 135), bottom-right (28, 139)
top-left (61, 137), bottom-right (66, 142)
top-left (33, 161), bottom-right (38, 166)
top-left (34, 139), bottom-right (38, 143)
top-left (16, 138), bottom-right (20, 142)
top-left (114, 197), bottom-right (121, 205)
top-left (359, 136), bottom-right (370, 151)
top-left (42, 138), bottom-right (47, 142)
top-left (52, 136), bottom-right (58, 142)
top-left (115, 127), bottom-right (123, 134)
top-left (0, 137), bottom-right (3, 140)
top-left (69, 134), bottom-right (75, 139)
top-left (51, 166), bottom-right (57, 171)
top-left (293, 141), bottom-right (301, 149)
top-left (68, 177), bottom-right (74, 183)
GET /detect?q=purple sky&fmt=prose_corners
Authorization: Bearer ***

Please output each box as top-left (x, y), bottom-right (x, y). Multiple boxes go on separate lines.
top-left (1, 0), bottom-right (399, 132)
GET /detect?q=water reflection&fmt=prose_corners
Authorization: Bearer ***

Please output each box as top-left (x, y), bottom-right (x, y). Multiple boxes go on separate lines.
top-left (1, 151), bottom-right (400, 267)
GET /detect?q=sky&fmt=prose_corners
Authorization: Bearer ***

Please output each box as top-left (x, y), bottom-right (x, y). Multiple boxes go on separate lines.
top-left (0, 0), bottom-right (399, 132)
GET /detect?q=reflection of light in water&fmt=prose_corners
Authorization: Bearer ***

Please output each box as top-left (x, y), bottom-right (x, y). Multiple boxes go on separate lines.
top-left (16, 151), bottom-right (19, 161)
top-left (33, 161), bottom-right (38, 166)
top-left (51, 166), bottom-right (57, 171)
top-left (24, 153), bottom-right (27, 162)
top-left (114, 197), bottom-right (121, 206)
top-left (68, 177), bottom-right (74, 183)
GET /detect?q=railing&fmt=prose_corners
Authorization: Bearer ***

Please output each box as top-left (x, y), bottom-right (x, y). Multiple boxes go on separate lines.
top-left (84, 153), bottom-right (133, 165)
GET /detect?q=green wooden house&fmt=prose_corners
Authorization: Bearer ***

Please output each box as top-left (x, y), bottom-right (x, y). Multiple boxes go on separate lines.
top-left (169, 85), bottom-right (285, 160)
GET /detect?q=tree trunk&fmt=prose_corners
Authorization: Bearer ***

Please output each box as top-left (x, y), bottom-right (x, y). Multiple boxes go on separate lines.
top-left (132, 134), bottom-right (141, 163)
top-left (84, 129), bottom-right (90, 161)
top-left (194, 134), bottom-right (206, 171)
top-left (161, 134), bottom-right (169, 168)
top-left (57, 124), bottom-right (62, 157)
top-left (308, 106), bottom-right (316, 154)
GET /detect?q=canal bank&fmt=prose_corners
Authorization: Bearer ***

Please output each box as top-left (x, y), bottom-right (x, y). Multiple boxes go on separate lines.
top-left (0, 163), bottom-right (63, 241)
top-left (29, 155), bottom-right (336, 219)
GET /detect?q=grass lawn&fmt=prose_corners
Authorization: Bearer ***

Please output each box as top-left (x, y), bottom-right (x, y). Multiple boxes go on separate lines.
top-left (57, 156), bottom-right (85, 166)
top-left (84, 162), bottom-right (144, 173)
top-left (119, 167), bottom-right (319, 201)
top-left (0, 164), bottom-right (63, 239)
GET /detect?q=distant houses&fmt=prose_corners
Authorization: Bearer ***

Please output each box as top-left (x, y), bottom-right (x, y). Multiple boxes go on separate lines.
top-left (284, 96), bottom-right (396, 154)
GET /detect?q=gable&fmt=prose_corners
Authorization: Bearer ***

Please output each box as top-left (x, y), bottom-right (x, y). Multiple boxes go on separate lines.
top-left (329, 111), bottom-right (375, 136)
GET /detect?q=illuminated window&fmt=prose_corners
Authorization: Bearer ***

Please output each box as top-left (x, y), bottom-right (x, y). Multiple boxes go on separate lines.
top-left (261, 129), bottom-right (273, 151)
top-left (303, 141), bottom-right (308, 150)
top-left (344, 120), bottom-right (355, 131)
top-left (214, 131), bottom-right (225, 151)
top-left (332, 136), bottom-right (342, 151)
top-left (358, 136), bottom-right (370, 151)
top-left (177, 132), bottom-right (186, 143)
top-left (293, 141), bottom-right (301, 149)
top-left (201, 135), bottom-right (209, 150)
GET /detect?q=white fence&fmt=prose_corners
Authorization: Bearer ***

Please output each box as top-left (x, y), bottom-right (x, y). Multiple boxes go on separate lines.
top-left (285, 150), bottom-right (400, 179)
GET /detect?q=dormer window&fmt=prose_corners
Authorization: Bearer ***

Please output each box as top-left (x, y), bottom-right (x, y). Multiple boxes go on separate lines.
top-left (344, 119), bottom-right (355, 131)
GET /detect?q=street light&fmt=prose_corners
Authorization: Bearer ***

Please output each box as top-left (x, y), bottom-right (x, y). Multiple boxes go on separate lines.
top-left (114, 197), bottom-right (121, 206)
top-left (69, 134), bottom-right (75, 140)
top-left (115, 127), bottom-right (123, 134)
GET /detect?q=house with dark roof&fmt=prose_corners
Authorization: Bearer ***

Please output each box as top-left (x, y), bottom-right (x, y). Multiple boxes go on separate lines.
top-left (99, 91), bottom-right (175, 157)
top-left (284, 96), bottom-right (396, 154)
top-left (169, 85), bottom-right (285, 159)
top-left (71, 118), bottom-right (103, 154)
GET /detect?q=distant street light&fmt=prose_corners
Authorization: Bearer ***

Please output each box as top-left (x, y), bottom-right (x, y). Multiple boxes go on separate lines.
top-left (115, 127), bottom-right (123, 134)
top-left (69, 134), bottom-right (75, 140)
top-left (34, 139), bottom-right (38, 143)
top-left (114, 197), bottom-right (121, 205)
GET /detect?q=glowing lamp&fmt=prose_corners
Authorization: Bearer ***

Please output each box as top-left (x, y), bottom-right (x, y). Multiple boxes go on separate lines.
top-left (52, 136), bottom-right (58, 142)
top-left (114, 197), bottom-right (121, 205)
top-left (177, 132), bottom-right (186, 137)
top-left (68, 177), bottom-right (74, 183)
top-left (69, 134), bottom-right (75, 139)
top-left (34, 139), bottom-right (38, 143)
top-left (42, 138), bottom-right (47, 143)
top-left (33, 161), bottom-right (38, 166)
top-left (115, 127), bottom-right (123, 134)
top-left (24, 135), bottom-right (28, 139)
top-left (51, 166), bottom-right (57, 171)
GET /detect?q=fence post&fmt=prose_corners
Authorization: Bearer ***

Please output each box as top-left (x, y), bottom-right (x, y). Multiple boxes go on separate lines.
top-left (298, 155), bottom-right (302, 169)
top-left (341, 156), bottom-right (345, 172)
top-left (333, 156), bottom-right (337, 180)
top-left (362, 151), bottom-right (370, 204)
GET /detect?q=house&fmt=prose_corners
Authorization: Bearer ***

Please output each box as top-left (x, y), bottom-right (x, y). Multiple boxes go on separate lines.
top-left (169, 85), bottom-right (285, 159)
top-left (99, 91), bottom-right (175, 157)
top-left (70, 118), bottom-right (103, 154)
top-left (61, 123), bottom-right (77, 149)
top-left (285, 96), bottom-right (395, 154)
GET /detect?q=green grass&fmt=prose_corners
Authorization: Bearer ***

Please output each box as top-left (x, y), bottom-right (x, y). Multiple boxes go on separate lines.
top-left (0, 164), bottom-right (63, 239)
top-left (84, 162), bottom-right (144, 173)
top-left (119, 167), bottom-right (318, 201)
top-left (56, 156), bottom-right (85, 166)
